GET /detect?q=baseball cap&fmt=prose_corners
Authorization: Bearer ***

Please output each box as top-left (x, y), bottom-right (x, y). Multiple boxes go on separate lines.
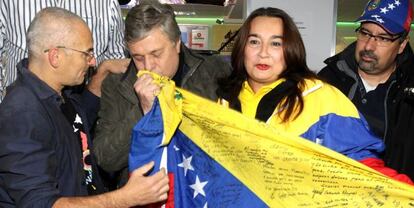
top-left (356, 0), bottom-right (413, 35)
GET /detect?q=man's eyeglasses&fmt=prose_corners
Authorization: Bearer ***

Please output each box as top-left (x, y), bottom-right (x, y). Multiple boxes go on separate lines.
top-left (44, 46), bottom-right (94, 62)
top-left (355, 28), bottom-right (401, 47)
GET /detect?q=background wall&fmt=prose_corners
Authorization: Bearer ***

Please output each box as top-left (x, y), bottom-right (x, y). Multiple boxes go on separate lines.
top-left (120, 0), bottom-right (414, 57)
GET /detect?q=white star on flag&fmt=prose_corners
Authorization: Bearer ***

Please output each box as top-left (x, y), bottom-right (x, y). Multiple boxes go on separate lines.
top-left (173, 145), bottom-right (180, 151)
top-left (203, 202), bottom-right (208, 208)
top-left (73, 125), bottom-right (79, 132)
top-left (380, 7), bottom-right (389, 14)
top-left (74, 114), bottom-right (82, 124)
top-left (395, 0), bottom-right (401, 6)
top-left (372, 14), bottom-right (380, 18)
top-left (388, 3), bottom-right (396, 10)
top-left (190, 175), bottom-right (208, 198)
top-left (378, 18), bottom-right (385, 23)
top-left (178, 155), bottom-right (194, 176)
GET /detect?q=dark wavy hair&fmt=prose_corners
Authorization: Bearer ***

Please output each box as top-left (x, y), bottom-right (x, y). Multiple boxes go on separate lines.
top-left (217, 7), bottom-right (318, 122)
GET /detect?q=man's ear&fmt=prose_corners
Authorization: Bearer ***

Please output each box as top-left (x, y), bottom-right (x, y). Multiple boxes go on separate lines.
top-left (398, 37), bottom-right (409, 54)
top-left (47, 48), bottom-right (61, 68)
top-left (175, 39), bottom-right (181, 53)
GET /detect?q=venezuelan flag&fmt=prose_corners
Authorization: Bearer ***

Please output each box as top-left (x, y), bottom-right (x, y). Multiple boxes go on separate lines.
top-left (129, 72), bottom-right (414, 207)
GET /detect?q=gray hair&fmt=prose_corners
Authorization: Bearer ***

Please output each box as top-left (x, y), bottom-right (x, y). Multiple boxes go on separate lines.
top-left (26, 7), bottom-right (86, 58)
top-left (124, 0), bottom-right (181, 44)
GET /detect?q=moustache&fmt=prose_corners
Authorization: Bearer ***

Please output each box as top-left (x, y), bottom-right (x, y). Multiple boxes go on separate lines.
top-left (359, 50), bottom-right (377, 61)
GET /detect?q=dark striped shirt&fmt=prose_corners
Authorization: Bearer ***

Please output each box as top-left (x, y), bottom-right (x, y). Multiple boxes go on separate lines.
top-left (0, 0), bottom-right (126, 101)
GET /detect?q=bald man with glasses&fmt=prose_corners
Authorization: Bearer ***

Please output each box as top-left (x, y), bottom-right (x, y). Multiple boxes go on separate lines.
top-left (0, 7), bottom-right (169, 207)
top-left (319, 0), bottom-right (414, 181)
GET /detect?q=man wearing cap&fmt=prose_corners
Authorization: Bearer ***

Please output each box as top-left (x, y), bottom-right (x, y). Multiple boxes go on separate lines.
top-left (319, 0), bottom-right (414, 180)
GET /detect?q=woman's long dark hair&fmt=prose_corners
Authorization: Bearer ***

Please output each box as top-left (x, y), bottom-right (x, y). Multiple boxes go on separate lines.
top-left (217, 7), bottom-right (318, 123)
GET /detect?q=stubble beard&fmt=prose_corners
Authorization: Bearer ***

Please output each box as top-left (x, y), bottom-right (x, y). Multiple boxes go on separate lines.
top-left (357, 50), bottom-right (379, 75)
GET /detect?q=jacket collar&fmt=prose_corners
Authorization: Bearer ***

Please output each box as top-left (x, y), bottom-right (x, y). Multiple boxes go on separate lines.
top-left (324, 42), bottom-right (358, 74)
top-left (395, 44), bottom-right (414, 85)
top-left (396, 43), bottom-right (414, 72)
top-left (118, 61), bottom-right (139, 105)
top-left (179, 43), bottom-right (203, 85)
top-left (17, 58), bottom-right (62, 102)
top-left (180, 43), bottom-right (203, 70)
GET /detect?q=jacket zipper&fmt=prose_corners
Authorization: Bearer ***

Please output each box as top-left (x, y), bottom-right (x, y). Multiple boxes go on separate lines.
top-left (383, 80), bottom-right (396, 142)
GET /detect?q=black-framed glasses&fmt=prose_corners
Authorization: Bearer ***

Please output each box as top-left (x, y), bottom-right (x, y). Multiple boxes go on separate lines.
top-left (44, 46), bottom-right (94, 62)
top-left (355, 27), bottom-right (401, 47)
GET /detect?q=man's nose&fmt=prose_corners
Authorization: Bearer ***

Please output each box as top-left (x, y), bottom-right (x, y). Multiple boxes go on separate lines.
top-left (364, 36), bottom-right (377, 51)
top-left (144, 56), bottom-right (154, 70)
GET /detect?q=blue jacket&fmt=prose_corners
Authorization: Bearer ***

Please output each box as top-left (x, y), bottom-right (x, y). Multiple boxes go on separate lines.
top-left (0, 59), bottom-right (102, 207)
top-left (234, 79), bottom-right (384, 161)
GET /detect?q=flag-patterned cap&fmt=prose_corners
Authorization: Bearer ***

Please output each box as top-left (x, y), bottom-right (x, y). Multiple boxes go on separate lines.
top-left (356, 0), bottom-right (413, 35)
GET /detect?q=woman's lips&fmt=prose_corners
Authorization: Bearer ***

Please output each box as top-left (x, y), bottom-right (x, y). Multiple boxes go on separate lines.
top-left (256, 64), bottom-right (270, 70)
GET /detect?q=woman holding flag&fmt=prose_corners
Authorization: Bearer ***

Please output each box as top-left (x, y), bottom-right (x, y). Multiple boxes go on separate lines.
top-left (216, 7), bottom-right (412, 184)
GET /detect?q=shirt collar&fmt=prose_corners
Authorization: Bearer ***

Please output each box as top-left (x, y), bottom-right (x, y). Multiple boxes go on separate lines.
top-left (17, 58), bottom-right (63, 103)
